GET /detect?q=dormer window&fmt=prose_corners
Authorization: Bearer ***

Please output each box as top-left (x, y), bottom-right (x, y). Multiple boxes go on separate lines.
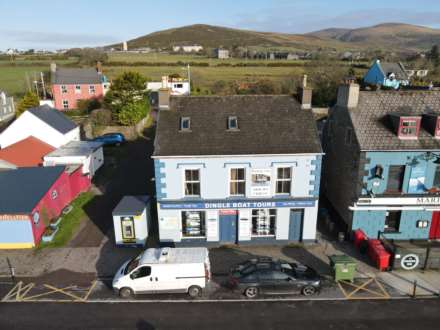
top-left (421, 114), bottom-right (440, 138)
top-left (228, 116), bottom-right (238, 130)
top-left (398, 117), bottom-right (420, 139)
top-left (180, 117), bottom-right (191, 131)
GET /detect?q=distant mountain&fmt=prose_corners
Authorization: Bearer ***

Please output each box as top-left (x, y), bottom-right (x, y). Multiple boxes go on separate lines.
top-left (119, 24), bottom-right (354, 51)
top-left (113, 23), bottom-right (440, 53)
top-left (308, 23), bottom-right (440, 51)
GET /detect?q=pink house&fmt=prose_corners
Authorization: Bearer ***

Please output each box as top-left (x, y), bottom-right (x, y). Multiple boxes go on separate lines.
top-left (51, 63), bottom-right (110, 111)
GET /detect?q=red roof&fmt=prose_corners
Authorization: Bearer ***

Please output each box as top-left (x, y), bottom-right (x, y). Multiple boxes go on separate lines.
top-left (0, 136), bottom-right (55, 167)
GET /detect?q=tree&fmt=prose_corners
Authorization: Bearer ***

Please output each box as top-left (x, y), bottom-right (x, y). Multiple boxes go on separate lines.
top-left (16, 91), bottom-right (39, 116)
top-left (430, 45), bottom-right (440, 67)
top-left (104, 71), bottom-right (150, 125)
top-left (116, 101), bottom-right (149, 126)
top-left (66, 48), bottom-right (108, 65)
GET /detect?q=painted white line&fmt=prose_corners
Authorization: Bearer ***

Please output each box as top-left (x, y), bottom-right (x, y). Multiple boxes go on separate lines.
top-left (2, 295), bottom-right (433, 304)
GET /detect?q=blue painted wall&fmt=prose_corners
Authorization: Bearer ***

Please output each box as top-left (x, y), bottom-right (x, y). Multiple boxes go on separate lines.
top-left (362, 151), bottom-right (438, 196)
top-left (352, 210), bottom-right (432, 240)
top-left (0, 220), bottom-right (34, 244)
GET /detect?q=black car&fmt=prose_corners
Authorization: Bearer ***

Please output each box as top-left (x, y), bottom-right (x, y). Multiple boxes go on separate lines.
top-left (228, 258), bottom-right (321, 298)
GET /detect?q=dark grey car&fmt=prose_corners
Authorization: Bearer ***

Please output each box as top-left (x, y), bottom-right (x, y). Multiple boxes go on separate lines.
top-left (228, 258), bottom-right (321, 298)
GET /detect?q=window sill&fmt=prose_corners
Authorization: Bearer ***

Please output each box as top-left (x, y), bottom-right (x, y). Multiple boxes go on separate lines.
top-left (251, 235), bottom-right (276, 238)
top-left (182, 236), bottom-right (207, 240)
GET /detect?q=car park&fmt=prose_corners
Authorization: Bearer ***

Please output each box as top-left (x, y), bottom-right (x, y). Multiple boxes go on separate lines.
top-left (228, 257), bottom-right (321, 298)
top-left (93, 133), bottom-right (125, 146)
top-left (112, 247), bottom-right (211, 298)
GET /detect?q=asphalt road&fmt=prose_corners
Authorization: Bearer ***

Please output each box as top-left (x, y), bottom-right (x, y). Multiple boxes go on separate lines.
top-left (1, 299), bottom-right (439, 330)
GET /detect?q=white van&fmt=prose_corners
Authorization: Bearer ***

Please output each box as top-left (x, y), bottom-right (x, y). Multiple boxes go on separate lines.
top-left (112, 247), bottom-right (211, 298)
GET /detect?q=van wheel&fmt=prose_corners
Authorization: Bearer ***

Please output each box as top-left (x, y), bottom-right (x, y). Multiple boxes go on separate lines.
top-left (188, 285), bottom-right (202, 298)
top-left (244, 286), bottom-right (259, 298)
top-left (302, 286), bottom-right (317, 296)
top-left (119, 287), bottom-right (134, 299)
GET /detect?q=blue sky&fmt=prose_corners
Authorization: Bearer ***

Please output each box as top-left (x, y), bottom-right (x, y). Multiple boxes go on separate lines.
top-left (1, 0), bottom-right (440, 50)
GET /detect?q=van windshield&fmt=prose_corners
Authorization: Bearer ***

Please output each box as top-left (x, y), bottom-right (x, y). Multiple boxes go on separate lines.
top-left (124, 255), bottom-right (141, 275)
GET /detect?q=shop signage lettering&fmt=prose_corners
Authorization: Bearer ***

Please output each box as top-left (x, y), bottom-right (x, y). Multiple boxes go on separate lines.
top-left (160, 200), bottom-right (315, 210)
top-left (416, 197), bottom-right (440, 205)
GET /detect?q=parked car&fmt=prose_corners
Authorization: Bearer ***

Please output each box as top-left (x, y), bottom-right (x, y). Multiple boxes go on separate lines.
top-left (112, 247), bottom-right (211, 298)
top-left (228, 257), bottom-right (321, 298)
top-left (93, 133), bottom-right (125, 146)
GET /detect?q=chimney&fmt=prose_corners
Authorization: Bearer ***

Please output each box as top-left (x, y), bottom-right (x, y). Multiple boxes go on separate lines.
top-left (161, 76), bottom-right (169, 89)
top-left (50, 63), bottom-right (57, 73)
top-left (96, 61), bottom-right (102, 73)
top-left (297, 75), bottom-right (312, 109)
top-left (337, 78), bottom-right (360, 108)
top-left (158, 88), bottom-right (171, 110)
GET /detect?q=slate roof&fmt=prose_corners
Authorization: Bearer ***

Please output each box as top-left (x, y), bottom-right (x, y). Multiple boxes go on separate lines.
top-left (153, 95), bottom-right (322, 157)
top-left (0, 136), bottom-right (55, 167)
top-left (113, 196), bottom-right (150, 216)
top-left (0, 166), bottom-right (65, 214)
top-left (348, 90), bottom-right (440, 151)
top-left (28, 105), bottom-right (77, 134)
top-left (52, 68), bottom-right (102, 85)
top-left (379, 62), bottom-right (409, 81)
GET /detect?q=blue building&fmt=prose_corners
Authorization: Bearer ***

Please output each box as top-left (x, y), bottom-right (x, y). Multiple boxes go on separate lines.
top-left (364, 60), bottom-right (410, 89)
top-left (153, 93), bottom-right (323, 246)
top-left (323, 83), bottom-right (440, 241)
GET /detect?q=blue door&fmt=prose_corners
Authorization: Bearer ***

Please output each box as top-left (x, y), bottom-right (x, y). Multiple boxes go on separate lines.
top-left (219, 212), bottom-right (237, 243)
top-left (289, 209), bottom-right (304, 242)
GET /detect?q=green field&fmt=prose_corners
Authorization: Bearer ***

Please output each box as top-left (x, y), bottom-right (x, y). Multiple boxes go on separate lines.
top-left (0, 53), bottom-right (365, 100)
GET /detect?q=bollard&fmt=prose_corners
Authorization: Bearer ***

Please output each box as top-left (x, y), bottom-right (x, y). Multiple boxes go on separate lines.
top-left (412, 280), bottom-right (417, 298)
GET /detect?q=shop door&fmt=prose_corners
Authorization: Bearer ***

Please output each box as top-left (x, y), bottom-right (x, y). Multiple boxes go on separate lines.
top-left (430, 212), bottom-right (440, 240)
top-left (219, 211), bottom-right (237, 243)
top-left (289, 209), bottom-right (304, 242)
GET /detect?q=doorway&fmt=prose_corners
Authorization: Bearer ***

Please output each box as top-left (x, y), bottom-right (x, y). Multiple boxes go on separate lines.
top-left (289, 209), bottom-right (304, 242)
top-left (219, 210), bottom-right (238, 244)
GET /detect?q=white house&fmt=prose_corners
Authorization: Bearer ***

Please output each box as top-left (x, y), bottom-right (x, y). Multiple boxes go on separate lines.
top-left (43, 141), bottom-right (104, 177)
top-left (0, 91), bottom-right (15, 123)
top-left (147, 76), bottom-right (190, 96)
top-left (0, 105), bottom-right (80, 149)
top-left (172, 45), bottom-right (203, 53)
top-left (153, 94), bottom-right (323, 246)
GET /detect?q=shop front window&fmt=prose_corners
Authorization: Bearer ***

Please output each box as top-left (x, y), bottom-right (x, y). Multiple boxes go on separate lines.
top-left (182, 211), bottom-right (206, 238)
top-left (251, 209), bottom-right (276, 236)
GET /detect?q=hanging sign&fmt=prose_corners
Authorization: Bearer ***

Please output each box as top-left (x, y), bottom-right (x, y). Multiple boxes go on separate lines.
top-left (250, 169), bottom-right (272, 197)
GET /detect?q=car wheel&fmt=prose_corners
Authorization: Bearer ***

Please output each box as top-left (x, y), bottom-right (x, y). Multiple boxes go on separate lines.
top-left (244, 286), bottom-right (259, 298)
top-left (119, 287), bottom-right (134, 299)
top-left (301, 285), bottom-right (317, 296)
top-left (188, 285), bottom-right (202, 298)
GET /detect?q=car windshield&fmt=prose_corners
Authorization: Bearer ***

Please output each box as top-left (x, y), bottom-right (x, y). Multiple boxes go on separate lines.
top-left (124, 255), bottom-right (141, 275)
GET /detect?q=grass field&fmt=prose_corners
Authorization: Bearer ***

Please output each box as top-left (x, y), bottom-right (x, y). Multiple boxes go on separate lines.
top-left (103, 65), bottom-right (305, 90)
top-left (0, 53), bottom-right (365, 100)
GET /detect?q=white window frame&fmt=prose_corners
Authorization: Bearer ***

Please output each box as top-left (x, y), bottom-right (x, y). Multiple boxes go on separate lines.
top-left (275, 167), bottom-right (292, 195)
top-left (228, 116), bottom-right (238, 130)
top-left (229, 167), bottom-right (246, 197)
top-left (61, 85), bottom-right (68, 94)
top-left (75, 85), bottom-right (81, 94)
top-left (183, 168), bottom-right (201, 197)
top-left (251, 209), bottom-right (277, 237)
top-left (180, 117), bottom-right (191, 131)
top-left (62, 100), bottom-right (69, 109)
top-left (180, 210), bottom-right (206, 239)
top-left (89, 85), bottom-right (96, 95)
